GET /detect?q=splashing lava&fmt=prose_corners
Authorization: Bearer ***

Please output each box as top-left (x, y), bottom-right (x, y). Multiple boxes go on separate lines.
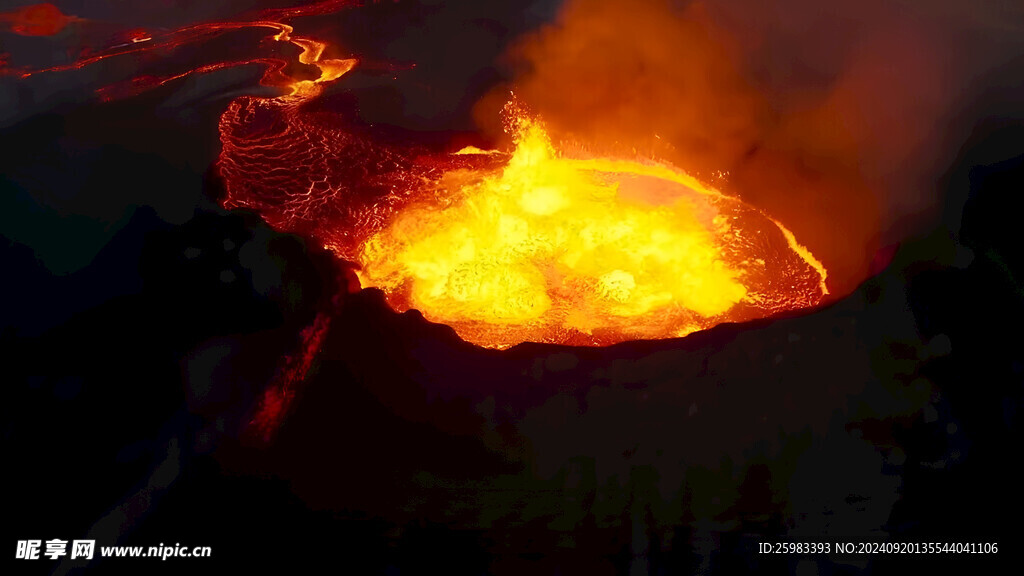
top-left (356, 106), bottom-right (827, 348)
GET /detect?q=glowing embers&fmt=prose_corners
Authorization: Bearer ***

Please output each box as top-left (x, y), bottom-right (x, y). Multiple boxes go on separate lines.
top-left (356, 117), bottom-right (828, 348)
top-left (0, 3), bottom-right (77, 37)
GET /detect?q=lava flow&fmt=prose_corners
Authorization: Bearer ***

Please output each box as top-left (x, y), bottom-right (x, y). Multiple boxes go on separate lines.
top-left (7, 1), bottom-right (828, 351)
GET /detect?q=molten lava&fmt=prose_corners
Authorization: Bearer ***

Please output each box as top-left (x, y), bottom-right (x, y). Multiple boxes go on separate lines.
top-left (355, 108), bottom-right (827, 348)
top-left (6, 0), bottom-right (828, 351)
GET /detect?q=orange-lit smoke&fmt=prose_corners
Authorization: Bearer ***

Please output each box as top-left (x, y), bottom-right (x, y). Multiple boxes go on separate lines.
top-left (484, 0), bottom-right (987, 297)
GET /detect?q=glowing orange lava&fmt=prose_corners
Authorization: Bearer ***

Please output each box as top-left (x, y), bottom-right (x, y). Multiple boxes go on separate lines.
top-left (6, 1), bottom-right (828, 350)
top-left (354, 107), bottom-right (827, 348)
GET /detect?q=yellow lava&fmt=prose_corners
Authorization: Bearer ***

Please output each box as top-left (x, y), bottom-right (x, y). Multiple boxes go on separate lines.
top-left (355, 117), bottom-right (761, 348)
